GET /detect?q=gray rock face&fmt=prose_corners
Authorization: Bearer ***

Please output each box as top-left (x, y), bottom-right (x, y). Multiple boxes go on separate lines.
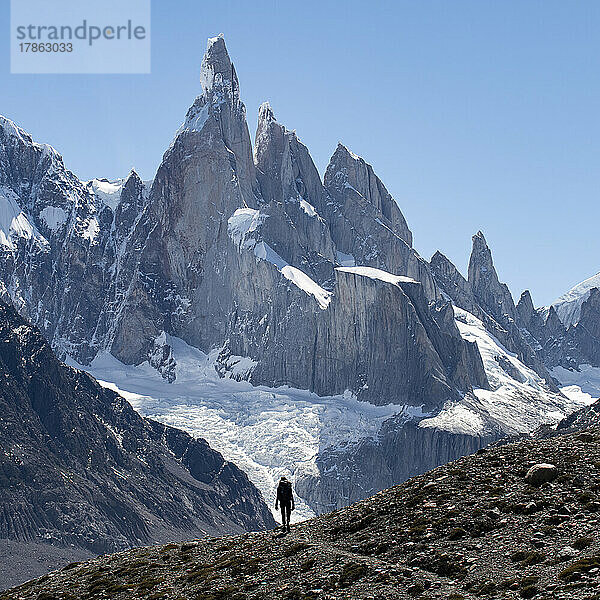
top-left (324, 143), bottom-right (412, 246)
top-left (296, 419), bottom-right (495, 514)
top-left (468, 231), bottom-right (516, 323)
top-left (0, 116), bottom-right (148, 365)
top-left (0, 301), bottom-right (275, 587)
top-left (514, 283), bottom-right (600, 373)
top-left (253, 101), bottom-right (336, 284)
top-left (322, 144), bottom-right (438, 299)
top-left (432, 230), bottom-right (600, 393)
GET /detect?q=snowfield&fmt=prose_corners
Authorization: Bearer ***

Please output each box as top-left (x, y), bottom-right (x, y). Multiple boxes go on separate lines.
top-left (421, 307), bottom-right (596, 437)
top-left (71, 311), bottom-right (595, 523)
top-left (549, 271), bottom-right (600, 327)
top-left (74, 337), bottom-right (406, 523)
top-left (551, 364), bottom-right (600, 402)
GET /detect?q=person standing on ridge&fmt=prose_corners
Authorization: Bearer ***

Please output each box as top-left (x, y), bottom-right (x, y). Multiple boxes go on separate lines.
top-left (275, 476), bottom-right (294, 532)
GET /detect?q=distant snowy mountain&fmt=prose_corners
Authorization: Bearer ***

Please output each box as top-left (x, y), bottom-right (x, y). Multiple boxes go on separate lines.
top-left (548, 271), bottom-right (600, 327)
top-left (0, 34), bottom-right (598, 519)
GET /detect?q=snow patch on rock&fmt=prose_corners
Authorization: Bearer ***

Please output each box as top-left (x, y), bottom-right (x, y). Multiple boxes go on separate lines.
top-left (81, 217), bottom-right (100, 243)
top-left (0, 186), bottom-right (48, 250)
top-left (227, 208), bottom-right (263, 248)
top-left (253, 240), bottom-right (287, 269)
top-left (39, 206), bottom-right (68, 231)
top-left (549, 272), bottom-right (600, 327)
top-left (281, 265), bottom-right (332, 309)
top-left (336, 266), bottom-right (417, 286)
top-left (299, 198), bottom-right (317, 217)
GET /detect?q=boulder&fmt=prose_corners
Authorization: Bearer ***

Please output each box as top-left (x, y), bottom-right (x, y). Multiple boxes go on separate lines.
top-left (524, 463), bottom-right (558, 485)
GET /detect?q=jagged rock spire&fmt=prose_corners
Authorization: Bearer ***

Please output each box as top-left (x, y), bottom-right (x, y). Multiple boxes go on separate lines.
top-left (252, 102), bottom-right (337, 273)
top-left (516, 290), bottom-right (535, 320)
top-left (199, 34), bottom-right (240, 103)
top-left (515, 289), bottom-right (547, 335)
top-left (324, 143), bottom-right (413, 247)
top-left (254, 102), bottom-right (323, 208)
top-left (467, 231), bottom-right (515, 322)
top-left (173, 34), bottom-right (257, 206)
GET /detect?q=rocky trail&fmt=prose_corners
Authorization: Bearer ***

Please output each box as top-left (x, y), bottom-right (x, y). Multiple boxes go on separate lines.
top-left (5, 426), bottom-right (600, 600)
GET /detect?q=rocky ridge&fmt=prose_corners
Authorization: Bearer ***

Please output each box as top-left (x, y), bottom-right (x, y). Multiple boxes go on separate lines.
top-left (0, 301), bottom-right (274, 590)
top-left (5, 426), bottom-right (600, 600)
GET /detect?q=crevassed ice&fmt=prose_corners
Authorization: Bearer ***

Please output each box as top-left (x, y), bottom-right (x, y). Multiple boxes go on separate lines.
top-left (74, 338), bottom-right (407, 523)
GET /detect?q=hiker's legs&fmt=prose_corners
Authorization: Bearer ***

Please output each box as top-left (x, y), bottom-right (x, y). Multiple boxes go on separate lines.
top-left (280, 502), bottom-right (291, 529)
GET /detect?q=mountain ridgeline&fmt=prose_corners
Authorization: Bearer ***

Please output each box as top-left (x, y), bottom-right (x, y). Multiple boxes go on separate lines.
top-left (0, 35), bottom-right (598, 517)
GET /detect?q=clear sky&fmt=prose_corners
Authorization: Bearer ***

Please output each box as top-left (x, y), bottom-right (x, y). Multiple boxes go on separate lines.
top-left (2, 0), bottom-right (599, 307)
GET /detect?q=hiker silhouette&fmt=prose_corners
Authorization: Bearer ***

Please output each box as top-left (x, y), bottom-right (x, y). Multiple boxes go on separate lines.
top-left (275, 476), bottom-right (295, 531)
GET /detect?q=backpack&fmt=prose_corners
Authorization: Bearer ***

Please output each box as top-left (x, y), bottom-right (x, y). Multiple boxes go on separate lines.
top-left (279, 479), bottom-right (293, 502)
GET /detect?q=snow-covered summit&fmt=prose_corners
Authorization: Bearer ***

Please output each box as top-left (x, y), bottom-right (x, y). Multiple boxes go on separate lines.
top-left (86, 170), bottom-right (145, 212)
top-left (88, 178), bottom-right (126, 211)
top-left (0, 115), bottom-right (64, 167)
top-left (550, 271), bottom-right (600, 327)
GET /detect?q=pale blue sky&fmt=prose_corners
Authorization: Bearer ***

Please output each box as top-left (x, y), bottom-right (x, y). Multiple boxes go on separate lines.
top-left (2, 0), bottom-right (599, 306)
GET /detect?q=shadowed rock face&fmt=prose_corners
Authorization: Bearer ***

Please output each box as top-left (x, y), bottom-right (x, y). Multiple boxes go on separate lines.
top-left (0, 301), bottom-right (275, 588)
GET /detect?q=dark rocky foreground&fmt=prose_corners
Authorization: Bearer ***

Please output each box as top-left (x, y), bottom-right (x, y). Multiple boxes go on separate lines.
top-left (0, 301), bottom-right (275, 589)
top-left (5, 427), bottom-right (600, 600)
